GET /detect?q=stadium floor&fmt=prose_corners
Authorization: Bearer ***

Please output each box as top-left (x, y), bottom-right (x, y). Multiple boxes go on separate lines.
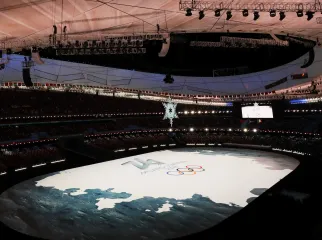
top-left (0, 148), bottom-right (299, 240)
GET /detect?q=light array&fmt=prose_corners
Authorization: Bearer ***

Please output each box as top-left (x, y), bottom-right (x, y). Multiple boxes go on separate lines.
top-left (290, 97), bottom-right (322, 104)
top-left (0, 159), bottom-right (66, 176)
top-left (4, 81), bottom-right (321, 103)
top-left (181, 1), bottom-right (321, 21)
top-left (180, 110), bottom-right (232, 115)
top-left (285, 109), bottom-right (322, 113)
top-left (0, 127), bottom-right (320, 149)
top-left (0, 110), bottom-right (231, 121)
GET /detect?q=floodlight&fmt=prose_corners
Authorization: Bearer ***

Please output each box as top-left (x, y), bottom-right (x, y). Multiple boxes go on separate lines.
top-left (186, 8), bottom-right (192, 16)
top-left (215, 9), bottom-right (221, 17)
top-left (253, 11), bottom-right (260, 21)
top-left (279, 11), bottom-right (286, 21)
top-left (199, 10), bottom-right (205, 20)
top-left (306, 11), bottom-right (314, 21)
top-left (297, 10), bottom-right (303, 17)
top-left (242, 9), bottom-right (248, 17)
top-left (269, 9), bottom-right (276, 17)
top-left (226, 11), bottom-right (232, 20)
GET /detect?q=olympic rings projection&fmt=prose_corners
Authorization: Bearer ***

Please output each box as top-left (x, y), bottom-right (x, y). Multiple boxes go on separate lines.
top-left (167, 165), bottom-right (205, 176)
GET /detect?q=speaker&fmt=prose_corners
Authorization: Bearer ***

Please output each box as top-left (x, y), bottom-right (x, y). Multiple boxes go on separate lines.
top-left (23, 68), bottom-right (33, 87)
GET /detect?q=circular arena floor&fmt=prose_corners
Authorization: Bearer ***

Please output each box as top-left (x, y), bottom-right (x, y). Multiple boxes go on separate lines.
top-left (0, 148), bottom-right (299, 240)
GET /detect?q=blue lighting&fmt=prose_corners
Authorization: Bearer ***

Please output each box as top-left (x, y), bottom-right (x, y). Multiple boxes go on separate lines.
top-left (227, 102), bottom-right (233, 106)
top-left (290, 99), bottom-right (308, 104)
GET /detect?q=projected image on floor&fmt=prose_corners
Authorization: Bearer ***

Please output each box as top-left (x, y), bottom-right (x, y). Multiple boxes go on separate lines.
top-left (0, 148), bottom-right (299, 240)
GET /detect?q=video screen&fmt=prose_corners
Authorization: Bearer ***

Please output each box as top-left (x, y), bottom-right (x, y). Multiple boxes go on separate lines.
top-left (242, 105), bottom-right (273, 118)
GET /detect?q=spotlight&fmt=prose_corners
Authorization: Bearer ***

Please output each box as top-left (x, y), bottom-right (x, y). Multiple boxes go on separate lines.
top-left (253, 11), bottom-right (260, 20)
top-left (199, 10), bottom-right (205, 20)
top-left (186, 8), bottom-right (192, 16)
top-left (269, 9), bottom-right (276, 17)
top-left (297, 10), bottom-right (303, 17)
top-left (242, 9), bottom-right (248, 17)
top-left (279, 11), bottom-right (286, 21)
top-left (215, 9), bottom-right (221, 17)
top-left (226, 11), bottom-right (232, 20)
top-left (306, 11), bottom-right (314, 21)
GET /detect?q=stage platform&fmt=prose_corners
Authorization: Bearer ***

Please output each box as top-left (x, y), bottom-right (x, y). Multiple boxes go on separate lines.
top-left (0, 148), bottom-right (299, 240)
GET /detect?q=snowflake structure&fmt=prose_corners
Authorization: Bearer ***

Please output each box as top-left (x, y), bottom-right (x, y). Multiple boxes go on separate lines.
top-left (162, 97), bottom-right (178, 127)
top-left (252, 102), bottom-right (261, 118)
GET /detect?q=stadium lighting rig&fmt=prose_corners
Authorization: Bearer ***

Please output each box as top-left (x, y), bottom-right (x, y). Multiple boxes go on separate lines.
top-left (54, 34), bottom-right (165, 56)
top-left (180, 1), bottom-right (322, 21)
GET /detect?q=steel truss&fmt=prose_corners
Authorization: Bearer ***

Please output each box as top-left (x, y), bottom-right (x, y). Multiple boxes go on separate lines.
top-left (179, 1), bottom-right (322, 12)
top-left (190, 36), bottom-right (289, 48)
top-left (55, 47), bottom-right (146, 56)
top-left (104, 34), bottom-right (164, 41)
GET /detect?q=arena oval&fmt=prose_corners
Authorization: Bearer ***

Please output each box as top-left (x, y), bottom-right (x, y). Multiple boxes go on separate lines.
top-left (0, 147), bottom-right (299, 240)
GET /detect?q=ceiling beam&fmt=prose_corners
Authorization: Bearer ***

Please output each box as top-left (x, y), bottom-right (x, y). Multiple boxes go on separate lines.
top-left (0, 12), bottom-right (39, 32)
top-left (67, 0), bottom-right (94, 31)
top-left (21, 0), bottom-right (55, 21)
top-left (0, 0), bottom-right (52, 12)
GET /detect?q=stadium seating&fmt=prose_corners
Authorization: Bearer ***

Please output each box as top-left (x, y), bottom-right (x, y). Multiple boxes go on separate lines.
top-left (0, 144), bottom-right (63, 171)
top-left (0, 129), bottom-right (321, 175)
top-left (1, 89), bottom-right (322, 176)
top-left (0, 89), bottom-right (225, 118)
top-left (0, 117), bottom-right (240, 142)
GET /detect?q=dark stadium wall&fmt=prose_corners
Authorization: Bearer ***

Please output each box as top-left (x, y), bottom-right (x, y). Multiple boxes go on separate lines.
top-left (272, 100), bottom-right (287, 119)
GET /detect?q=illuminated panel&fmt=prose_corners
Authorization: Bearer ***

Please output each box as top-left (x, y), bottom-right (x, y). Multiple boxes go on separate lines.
top-left (242, 105), bottom-right (273, 118)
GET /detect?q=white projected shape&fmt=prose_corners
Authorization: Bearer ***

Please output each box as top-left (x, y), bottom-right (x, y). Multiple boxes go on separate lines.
top-left (156, 202), bottom-right (173, 213)
top-left (162, 97), bottom-right (178, 127)
top-left (242, 103), bottom-right (273, 118)
top-left (35, 149), bottom-right (298, 210)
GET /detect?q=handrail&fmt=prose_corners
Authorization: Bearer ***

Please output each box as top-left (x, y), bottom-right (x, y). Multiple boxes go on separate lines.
top-left (2, 82), bottom-right (321, 104)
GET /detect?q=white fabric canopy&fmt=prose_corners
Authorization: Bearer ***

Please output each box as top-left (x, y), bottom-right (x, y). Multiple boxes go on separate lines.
top-left (1, 0), bottom-right (321, 94)
top-left (0, 0), bottom-right (321, 44)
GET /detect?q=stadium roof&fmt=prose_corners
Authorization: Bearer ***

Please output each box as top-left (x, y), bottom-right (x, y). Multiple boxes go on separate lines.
top-left (0, 0), bottom-right (321, 43)
top-left (1, 0), bottom-right (322, 95)
top-left (1, 49), bottom-right (320, 95)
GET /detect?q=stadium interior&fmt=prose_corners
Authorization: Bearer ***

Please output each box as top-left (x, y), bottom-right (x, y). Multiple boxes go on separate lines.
top-left (1, 0), bottom-right (322, 239)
